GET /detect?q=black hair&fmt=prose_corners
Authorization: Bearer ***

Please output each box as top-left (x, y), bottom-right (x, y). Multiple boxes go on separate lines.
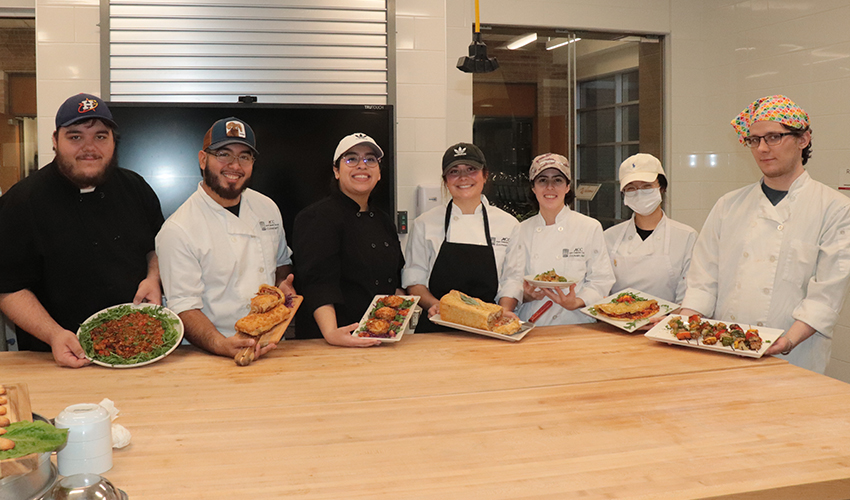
top-left (657, 174), bottom-right (667, 192)
top-left (527, 173), bottom-right (575, 210)
top-left (781, 124), bottom-right (813, 165)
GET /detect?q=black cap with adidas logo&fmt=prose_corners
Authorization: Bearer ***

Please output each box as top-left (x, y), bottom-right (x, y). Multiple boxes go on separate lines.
top-left (441, 142), bottom-right (486, 175)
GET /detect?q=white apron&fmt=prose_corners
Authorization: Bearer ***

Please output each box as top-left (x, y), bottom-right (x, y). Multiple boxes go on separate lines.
top-left (609, 217), bottom-right (679, 303)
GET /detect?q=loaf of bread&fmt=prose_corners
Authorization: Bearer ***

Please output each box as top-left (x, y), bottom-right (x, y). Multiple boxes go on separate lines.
top-left (439, 290), bottom-right (520, 334)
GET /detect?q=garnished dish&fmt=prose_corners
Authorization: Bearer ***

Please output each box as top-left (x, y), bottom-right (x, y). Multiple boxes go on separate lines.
top-left (77, 304), bottom-right (184, 368)
top-left (645, 314), bottom-right (782, 358)
top-left (430, 290), bottom-right (533, 342)
top-left (580, 288), bottom-right (677, 332)
top-left (234, 285), bottom-right (301, 366)
top-left (353, 295), bottom-right (420, 343)
top-left (524, 271), bottom-right (576, 288)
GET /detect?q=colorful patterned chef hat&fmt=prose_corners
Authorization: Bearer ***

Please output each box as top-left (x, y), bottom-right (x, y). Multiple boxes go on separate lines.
top-left (731, 95), bottom-right (810, 144)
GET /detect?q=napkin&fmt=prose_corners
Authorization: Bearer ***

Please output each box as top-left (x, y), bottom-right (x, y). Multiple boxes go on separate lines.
top-left (99, 398), bottom-right (132, 449)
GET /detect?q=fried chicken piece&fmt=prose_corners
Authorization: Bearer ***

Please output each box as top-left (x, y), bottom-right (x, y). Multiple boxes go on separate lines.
top-left (374, 306), bottom-right (398, 321)
top-left (365, 319), bottom-right (391, 335)
top-left (235, 304), bottom-right (290, 336)
top-left (250, 284), bottom-right (286, 313)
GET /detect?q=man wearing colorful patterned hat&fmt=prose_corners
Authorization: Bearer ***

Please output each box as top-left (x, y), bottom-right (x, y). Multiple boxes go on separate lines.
top-left (681, 95), bottom-right (850, 374)
top-left (0, 93), bottom-right (165, 367)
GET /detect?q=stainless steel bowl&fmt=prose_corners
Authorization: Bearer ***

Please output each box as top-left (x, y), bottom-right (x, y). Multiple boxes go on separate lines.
top-left (45, 474), bottom-right (127, 500)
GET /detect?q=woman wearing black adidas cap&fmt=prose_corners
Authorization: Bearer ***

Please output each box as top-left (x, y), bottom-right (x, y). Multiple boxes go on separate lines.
top-left (403, 143), bottom-right (524, 332)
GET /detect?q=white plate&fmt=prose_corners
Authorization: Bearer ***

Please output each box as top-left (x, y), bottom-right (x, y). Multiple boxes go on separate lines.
top-left (580, 288), bottom-right (679, 332)
top-left (430, 314), bottom-right (533, 342)
top-left (645, 314), bottom-right (782, 358)
top-left (524, 274), bottom-right (577, 289)
top-left (77, 303), bottom-right (184, 368)
top-left (352, 295), bottom-right (420, 343)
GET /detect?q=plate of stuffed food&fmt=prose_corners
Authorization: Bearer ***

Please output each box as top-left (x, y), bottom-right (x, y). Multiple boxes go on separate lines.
top-left (524, 269), bottom-right (577, 288)
top-left (430, 290), bottom-right (533, 342)
top-left (580, 288), bottom-right (678, 332)
top-left (77, 303), bottom-right (184, 368)
top-left (353, 295), bottom-right (420, 343)
top-left (645, 314), bottom-right (781, 358)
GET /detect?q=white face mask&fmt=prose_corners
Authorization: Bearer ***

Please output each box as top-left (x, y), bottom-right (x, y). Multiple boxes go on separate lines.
top-left (624, 188), bottom-right (662, 216)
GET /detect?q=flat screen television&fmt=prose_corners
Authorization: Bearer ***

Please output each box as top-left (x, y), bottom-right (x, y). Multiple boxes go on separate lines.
top-left (107, 102), bottom-right (395, 238)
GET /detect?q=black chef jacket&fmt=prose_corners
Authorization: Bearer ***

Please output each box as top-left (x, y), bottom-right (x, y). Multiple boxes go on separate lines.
top-left (292, 190), bottom-right (404, 339)
top-left (0, 161), bottom-right (164, 351)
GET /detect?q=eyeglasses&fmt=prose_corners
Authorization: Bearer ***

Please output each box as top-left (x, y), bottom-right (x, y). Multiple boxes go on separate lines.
top-left (623, 183), bottom-right (658, 194)
top-left (206, 149), bottom-right (255, 166)
top-left (743, 132), bottom-right (796, 148)
top-left (342, 154), bottom-right (379, 168)
top-left (533, 176), bottom-right (567, 188)
top-left (445, 166), bottom-right (482, 178)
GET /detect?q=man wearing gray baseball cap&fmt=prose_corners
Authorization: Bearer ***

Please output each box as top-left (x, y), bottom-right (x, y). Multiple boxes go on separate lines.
top-left (0, 93), bottom-right (165, 367)
top-left (156, 117), bottom-right (294, 360)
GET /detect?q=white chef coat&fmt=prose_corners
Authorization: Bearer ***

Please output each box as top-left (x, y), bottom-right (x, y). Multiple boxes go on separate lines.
top-left (604, 213), bottom-right (698, 304)
top-left (513, 206), bottom-right (615, 325)
top-left (682, 172), bottom-right (850, 373)
top-left (402, 195), bottom-right (524, 303)
top-left (156, 183), bottom-right (293, 337)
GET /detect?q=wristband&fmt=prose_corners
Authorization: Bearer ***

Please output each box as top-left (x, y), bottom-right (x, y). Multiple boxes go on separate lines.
top-left (781, 337), bottom-right (796, 355)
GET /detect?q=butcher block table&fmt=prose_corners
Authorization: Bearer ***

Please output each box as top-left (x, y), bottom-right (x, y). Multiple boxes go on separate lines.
top-left (4, 323), bottom-right (850, 499)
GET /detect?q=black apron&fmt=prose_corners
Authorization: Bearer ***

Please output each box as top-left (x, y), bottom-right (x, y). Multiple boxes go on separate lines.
top-left (416, 201), bottom-right (499, 333)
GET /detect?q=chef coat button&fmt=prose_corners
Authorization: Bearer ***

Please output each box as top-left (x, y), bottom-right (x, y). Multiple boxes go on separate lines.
top-left (558, 226), bottom-right (564, 232)
top-left (92, 241), bottom-right (98, 246)
top-left (770, 255), bottom-right (776, 262)
top-left (259, 267), bottom-right (264, 273)
top-left (730, 314), bottom-right (736, 320)
top-left (556, 255), bottom-right (561, 260)
top-left (763, 288), bottom-right (770, 294)
top-left (369, 212), bottom-right (374, 217)
top-left (757, 321), bottom-right (764, 326)
top-left (356, 213), bottom-right (362, 218)
top-left (533, 254), bottom-right (538, 259)
top-left (736, 282), bottom-right (741, 289)
top-left (375, 280), bottom-right (380, 286)
top-left (371, 243), bottom-right (376, 248)
top-left (777, 224), bottom-right (784, 231)
top-left (453, 216), bottom-right (459, 221)
top-left (99, 192), bottom-right (105, 199)
top-left (388, 278), bottom-right (393, 283)
top-left (628, 236), bottom-right (633, 240)
top-left (743, 252), bottom-right (749, 258)
top-left (384, 241), bottom-right (389, 247)
top-left (231, 237), bottom-right (237, 242)
top-left (536, 227), bottom-right (542, 233)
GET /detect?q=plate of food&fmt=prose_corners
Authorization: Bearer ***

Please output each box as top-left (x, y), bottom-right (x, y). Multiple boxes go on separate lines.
top-left (580, 288), bottom-right (678, 332)
top-left (524, 269), bottom-right (577, 288)
top-left (429, 290), bottom-right (533, 342)
top-left (77, 303), bottom-right (184, 368)
top-left (233, 285), bottom-right (302, 365)
top-left (353, 295), bottom-right (420, 343)
top-left (645, 314), bottom-right (781, 358)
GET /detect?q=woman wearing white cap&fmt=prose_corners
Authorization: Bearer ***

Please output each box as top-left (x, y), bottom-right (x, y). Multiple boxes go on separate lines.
top-left (511, 153), bottom-right (615, 326)
top-left (403, 143), bottom-right (524, 332)
top-left (293, 133), bottom-right (405, 346)
top-left (604, 153), bottom-right (698, 305)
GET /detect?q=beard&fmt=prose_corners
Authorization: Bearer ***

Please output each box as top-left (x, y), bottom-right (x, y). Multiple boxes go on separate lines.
top-left (55, 149), bottom-right (117, 188)
top-left (203, 161), bottom-right (251, 200)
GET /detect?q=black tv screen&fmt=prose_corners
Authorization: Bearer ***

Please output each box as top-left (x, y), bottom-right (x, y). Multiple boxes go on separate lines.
top-left (108, 102), bottom-right (395, 238)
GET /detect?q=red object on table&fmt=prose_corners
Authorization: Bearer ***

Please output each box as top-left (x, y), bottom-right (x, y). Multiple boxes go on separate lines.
top-left (529, 300), bottom-right (553, 323)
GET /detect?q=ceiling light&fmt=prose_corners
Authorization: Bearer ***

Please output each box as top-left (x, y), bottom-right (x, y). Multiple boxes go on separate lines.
top-left (506, 32), bottom-right (537, 50)
top-left (545, 37), bottom-right (581, 50)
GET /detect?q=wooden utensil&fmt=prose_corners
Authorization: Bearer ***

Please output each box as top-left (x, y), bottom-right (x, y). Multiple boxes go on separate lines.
top-left (234, 295), bottom-right (302, 366)
top-left (0, 382), bottom-right (38, 478)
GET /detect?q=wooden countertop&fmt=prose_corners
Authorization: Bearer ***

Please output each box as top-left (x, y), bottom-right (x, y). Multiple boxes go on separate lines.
top-left (4, 323), bottom-right (850, 499)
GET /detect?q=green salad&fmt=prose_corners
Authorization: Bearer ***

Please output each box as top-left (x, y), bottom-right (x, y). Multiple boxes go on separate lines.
top-left (78, 304), bottom-right (181, 366)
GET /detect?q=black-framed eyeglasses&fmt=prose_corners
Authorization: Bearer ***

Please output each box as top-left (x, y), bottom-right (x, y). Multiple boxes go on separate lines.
top-left (342, 154), bottom-right (379, 168)
top-left (206, 149), bottom-right (255, 165)
top-left (743, 132), bottom-right (796, 148)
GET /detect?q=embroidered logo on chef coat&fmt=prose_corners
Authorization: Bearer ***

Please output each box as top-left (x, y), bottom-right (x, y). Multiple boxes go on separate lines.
top-left (454, 146), bottom-right (467, 157)
top-left (491, 236), bottom-right (510, 247)
top-left (563, 247), bottom-right (585, 258)
top-left (258, 220), bottom-right (280, 231)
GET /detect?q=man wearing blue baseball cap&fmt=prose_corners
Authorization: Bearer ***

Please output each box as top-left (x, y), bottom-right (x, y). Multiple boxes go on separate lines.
top-left (156, 117), bottom-right (294, 360)
top-left (0, 93), bottom-right (165, 367)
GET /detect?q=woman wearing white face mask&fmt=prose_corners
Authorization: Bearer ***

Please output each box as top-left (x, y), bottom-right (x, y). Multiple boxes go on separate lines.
top-left (603, 153), bottom-right (698, 304)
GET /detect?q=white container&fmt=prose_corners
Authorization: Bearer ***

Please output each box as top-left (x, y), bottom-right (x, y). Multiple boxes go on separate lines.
top-left (54, 404), bottom-right (113, 476)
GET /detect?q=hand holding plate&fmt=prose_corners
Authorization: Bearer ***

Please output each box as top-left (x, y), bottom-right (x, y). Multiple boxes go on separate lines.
top-left (52, 329), bottom-right (91, 368)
